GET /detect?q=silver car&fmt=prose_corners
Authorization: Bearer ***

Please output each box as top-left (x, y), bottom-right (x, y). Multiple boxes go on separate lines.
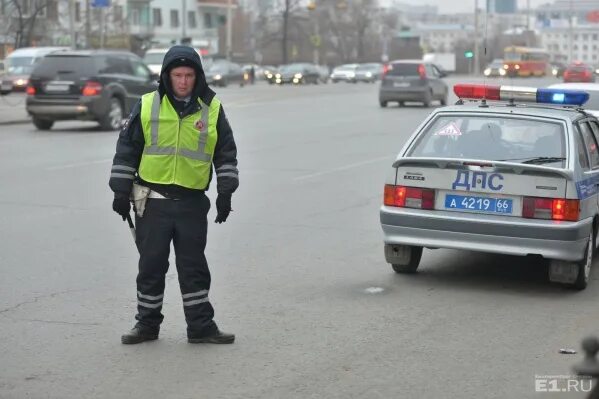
top-left (380, 84), bottom-right (598, 289)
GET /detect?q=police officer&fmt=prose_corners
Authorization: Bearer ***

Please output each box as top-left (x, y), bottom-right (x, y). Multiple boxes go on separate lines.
top-left (109, 45), bottom-right (239, 345)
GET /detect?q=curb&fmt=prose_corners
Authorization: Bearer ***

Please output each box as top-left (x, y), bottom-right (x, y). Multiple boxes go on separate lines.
top-left (0, 118), bottom-right (30, 126)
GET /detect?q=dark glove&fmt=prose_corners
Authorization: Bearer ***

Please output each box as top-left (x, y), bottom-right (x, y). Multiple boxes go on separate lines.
top-left (112, 194), bottom-right (131, 221)
top-left (215, 193), bottom-right (232, 224)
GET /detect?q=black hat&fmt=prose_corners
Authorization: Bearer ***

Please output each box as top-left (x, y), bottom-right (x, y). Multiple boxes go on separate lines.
top-left (167, 57), bottom-right (196, 71)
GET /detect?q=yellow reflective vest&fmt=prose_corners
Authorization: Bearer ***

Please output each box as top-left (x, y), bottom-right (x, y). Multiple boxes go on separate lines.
top-left (138, 91), bottom-right (221, 190)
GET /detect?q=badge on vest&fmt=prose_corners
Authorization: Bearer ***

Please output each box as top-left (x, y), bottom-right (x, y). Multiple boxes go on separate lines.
top-left (195, 120), bottom-right (205, 131)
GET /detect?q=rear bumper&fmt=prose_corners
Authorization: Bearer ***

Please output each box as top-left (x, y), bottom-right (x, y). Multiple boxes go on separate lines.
top-left (380, 206), bottom-right (591, 261)
top-left (26, 96), bottom-right (106, 120)
top-left (379, 87), bottom-right (427, 101)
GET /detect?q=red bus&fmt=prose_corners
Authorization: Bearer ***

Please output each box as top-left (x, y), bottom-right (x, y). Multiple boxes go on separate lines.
top-left (503, 46), bottom-right (550, 77)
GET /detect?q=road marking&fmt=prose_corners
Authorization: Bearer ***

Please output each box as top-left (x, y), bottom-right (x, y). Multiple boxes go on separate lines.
top-left (365, 287), bottom-right (385, 294)
top-left (293, 156), bottom-right (391, 181)
top-left (46, 158), bottom-right (112, 171)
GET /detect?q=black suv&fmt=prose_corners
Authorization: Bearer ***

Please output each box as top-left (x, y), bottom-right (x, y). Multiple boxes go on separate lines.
top-left (26, 50), bottom-right (158, 130)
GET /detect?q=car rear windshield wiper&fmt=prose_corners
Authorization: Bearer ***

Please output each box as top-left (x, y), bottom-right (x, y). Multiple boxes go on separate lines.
top-left (520, 157), bottom-right (566, 165)
top-left (495, 157), bottom-right (566, 165)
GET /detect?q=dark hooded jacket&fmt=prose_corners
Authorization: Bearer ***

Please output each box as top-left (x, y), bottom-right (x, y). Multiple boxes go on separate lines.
top-left (108, 45), bottom-right (239, 199)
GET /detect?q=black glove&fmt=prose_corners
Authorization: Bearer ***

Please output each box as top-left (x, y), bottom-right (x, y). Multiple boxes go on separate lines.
top-left (112, 194), bottom-right (131, 221)
top-left (215, 193), bottom-right (232, 224)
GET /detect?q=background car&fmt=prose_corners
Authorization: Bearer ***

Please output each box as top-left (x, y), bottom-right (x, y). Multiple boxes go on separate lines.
top-left (25, 50), bottom-right (158, 130)
top-left (563, 62), bottom-right (595, 82)
top-left (483, 59), bottom-right (507, 77)
top-left (551, 62), bottom-right (566, 77)
top-left (355, 63), bottom-right (383, 83)
top-left (0, 47), bottom-right (67, 92)
top-left (330, 64), bottom-right (359, 83)
top-left (274, 63), bottom-right (319, 85)
top-left (205, 61), bottom-right (246, 87)
top-left (379, 60), bottom-right (448, 108)
top-left (143, 48), bottom-right (168, 75)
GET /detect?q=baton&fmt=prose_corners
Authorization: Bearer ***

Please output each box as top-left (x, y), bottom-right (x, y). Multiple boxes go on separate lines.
top-left (126, 213), bottom-right (136, 241)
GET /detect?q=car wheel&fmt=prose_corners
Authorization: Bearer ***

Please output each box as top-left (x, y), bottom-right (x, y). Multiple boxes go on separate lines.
top-left (573, 229), bottom-right (594, 290)
top-left (398, 102), bottom-right (404, 107)
top-left (379, 100), bottom-right (388, 108)
top-left (221, 79), bottom-right (228, 88)
top-left (99, 97), bottom-right (123, 131)
top-left (32, 117), bottom-right (54, 130)
top-left (549, 228), bottom-right (594, 290)
top-left (391, 246), bottom-right (423, 274)
top-left (440, 92), bottom-right (448, 106)
top-left (423, 90), bottom-right (432, 107)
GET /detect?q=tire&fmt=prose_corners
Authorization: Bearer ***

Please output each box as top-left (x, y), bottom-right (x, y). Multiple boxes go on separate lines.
top-left (379, 100), bottom-right (387, 108)
top-left (440, 91), bottom-right (448, 106)
top-left (391, 246), bottom-right (423, 274)
top-left (398, 101), bottom-right (405, 107)
top-left (221, 79), bottom-right (228, 88)
top-left (573, 229), bottom-right (594, 290)
top-left (32, 117), bottom-right (54, 130)
top-left (423, 90), bottom-right (432, 107)
top-left (99, 97), bottom-right (123, 131)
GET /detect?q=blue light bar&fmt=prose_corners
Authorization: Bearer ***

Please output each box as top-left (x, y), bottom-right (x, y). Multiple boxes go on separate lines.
top-left (536, 88), bottom-right (589, 106)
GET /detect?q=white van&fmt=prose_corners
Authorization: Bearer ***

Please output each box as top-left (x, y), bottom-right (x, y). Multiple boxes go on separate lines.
top-left (1, 47), bottom-right (67, 91)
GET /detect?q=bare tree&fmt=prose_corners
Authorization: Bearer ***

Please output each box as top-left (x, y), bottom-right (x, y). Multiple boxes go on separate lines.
top-left (5, 0), bottom-right (50, 48)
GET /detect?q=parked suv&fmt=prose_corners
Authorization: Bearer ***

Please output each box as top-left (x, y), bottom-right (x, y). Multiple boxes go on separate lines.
top-left (26, 50), bottom-right (158, 130)
top-left (379, 60), bottom-right (448, 108)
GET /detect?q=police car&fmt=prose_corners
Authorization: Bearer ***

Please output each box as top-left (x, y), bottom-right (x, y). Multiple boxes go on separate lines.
top-left (380, 84), bottom-right (599, 289)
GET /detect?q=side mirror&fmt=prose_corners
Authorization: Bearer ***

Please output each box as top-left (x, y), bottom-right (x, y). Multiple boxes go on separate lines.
top-left (438, 70), bottom-right (448, 78)
top-left (0, 81), bottom-right (13, 96)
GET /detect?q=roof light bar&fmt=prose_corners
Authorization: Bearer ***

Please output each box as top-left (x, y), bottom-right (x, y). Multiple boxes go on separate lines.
top-left (453, 84), bottom-right (589, 106)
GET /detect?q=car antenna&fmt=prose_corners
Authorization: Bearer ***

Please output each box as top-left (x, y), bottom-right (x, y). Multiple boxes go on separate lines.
top-left (479, 4), bottom-right (489, 109)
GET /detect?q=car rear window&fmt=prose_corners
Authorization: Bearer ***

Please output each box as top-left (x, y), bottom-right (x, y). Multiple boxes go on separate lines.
top-left (33, 56), bottom-right (96, 78)
top-left (387, 63), bottom-right (419, 76)
top-left (407, 115), bottom-right (566, 167)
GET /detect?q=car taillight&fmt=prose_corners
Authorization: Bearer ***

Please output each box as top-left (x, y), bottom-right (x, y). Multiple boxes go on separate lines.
top-left (384, 185), bottom-right (435, 210)
top-left (564, 71), bottom-right (570, 79)
top-left (82, 81), bottom-right (102, 96)
top-left (382, 63), bottom-right (390, 77)
top-left (26, 85), bottom-right (36, 96)
top-left (418, 64), bottom-right (426, 79)
top-left (522, 197), bottom-right (579, 221)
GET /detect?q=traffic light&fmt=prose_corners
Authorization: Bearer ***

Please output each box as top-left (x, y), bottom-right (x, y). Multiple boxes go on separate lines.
top-left (464, 51), bottom-right (474, 59)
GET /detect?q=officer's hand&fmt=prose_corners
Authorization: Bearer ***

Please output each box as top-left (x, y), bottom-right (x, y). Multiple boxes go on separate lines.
top-left (215, 193), bottom-right (232, 224)
top-left (112, 194), bottom-right (131, 221)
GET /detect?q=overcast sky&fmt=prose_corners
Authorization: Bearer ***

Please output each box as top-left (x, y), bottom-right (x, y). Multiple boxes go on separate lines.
top-left (396, 0), bottom-right (550, 14)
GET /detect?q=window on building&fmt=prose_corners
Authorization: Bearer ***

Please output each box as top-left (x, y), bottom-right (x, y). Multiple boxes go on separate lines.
top-left (583, 34), bottom-right (589, 40)
top-left (153, 8), bottom-right (162, 26)
top-left (594, 55), bottom-right (598, 60)
top-left (204, 12), bottom-right (213, 29)
top-left (594, 45), bottom-right (598, 50)
top-left (113, 5), bottom-right (123, 21)
top-left (171, 9), bottom-right (179, 28)
top-left (47, 0), bottom-right (58, 20)
top-left (594, 34), bottom-right (598, 40)
top-left (574, 44), bottom-right (578, 50)
top-left (188, 11), bottom-right (196, 29)
top-left (74, 1), bottom-right (80, 22)
top-left (584, 44), bottom-right (588, 50)
top-left (131, 9), bottom-right (140, 26)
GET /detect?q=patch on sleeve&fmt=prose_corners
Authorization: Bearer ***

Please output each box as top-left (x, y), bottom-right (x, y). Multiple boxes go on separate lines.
top-left (435, 122), bottom-right (462, 136)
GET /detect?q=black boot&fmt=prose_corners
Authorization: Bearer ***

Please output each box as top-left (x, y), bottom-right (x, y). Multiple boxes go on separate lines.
top-left (121, 327), bottom-right (159, 345)
top-left (188, 329), bottom-right (235, 344)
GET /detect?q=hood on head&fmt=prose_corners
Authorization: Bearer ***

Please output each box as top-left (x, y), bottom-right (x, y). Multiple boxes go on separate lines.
top-left (159, 45), bottom-right (207, 100)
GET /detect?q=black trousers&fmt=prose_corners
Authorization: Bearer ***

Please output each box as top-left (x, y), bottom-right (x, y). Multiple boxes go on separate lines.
top-left (134, 194), bottom-right (217, 337)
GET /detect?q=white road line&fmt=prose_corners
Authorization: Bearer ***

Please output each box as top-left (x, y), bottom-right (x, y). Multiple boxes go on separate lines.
top-left (293, 156), bottom-right (392, 182)
top-left (46, 158), bottom-right (112, 171)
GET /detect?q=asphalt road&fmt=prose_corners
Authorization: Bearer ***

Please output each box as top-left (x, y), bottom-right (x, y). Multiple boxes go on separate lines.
top-left (1, 76), bottom-right (597, 399)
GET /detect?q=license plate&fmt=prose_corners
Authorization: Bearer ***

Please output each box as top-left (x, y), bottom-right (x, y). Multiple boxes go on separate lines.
top-left (45, 84), bottom-right (69, 92)
top-left (445, 194), bottom-right (513, 214)
top-left (393, 82), bottom-right (409, 87)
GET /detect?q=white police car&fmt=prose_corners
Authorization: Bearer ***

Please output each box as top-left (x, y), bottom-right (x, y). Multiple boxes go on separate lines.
top-left (380, 84), bottom-right (599, 289)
